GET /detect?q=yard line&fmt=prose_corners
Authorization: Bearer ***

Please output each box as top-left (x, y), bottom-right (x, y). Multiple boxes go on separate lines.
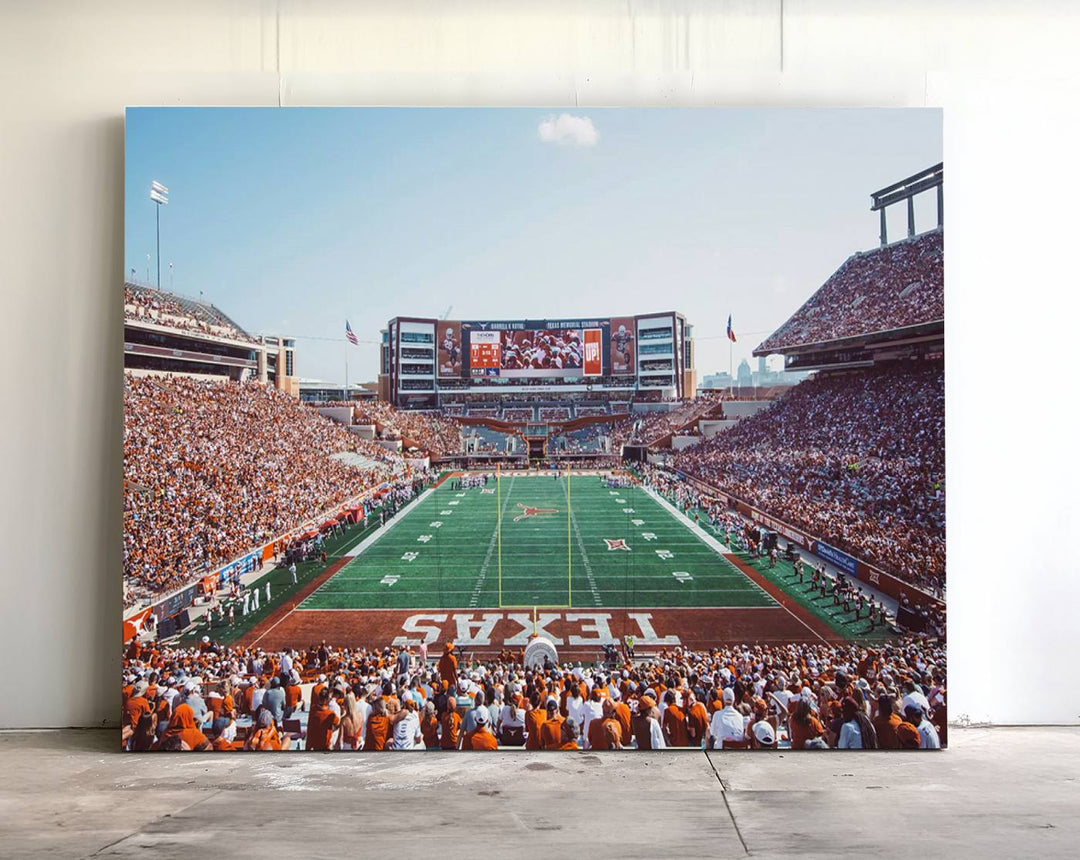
top-left (472, 474), bottom-right (517, 607)
top-left (567, 483), bottom-right (604, 608)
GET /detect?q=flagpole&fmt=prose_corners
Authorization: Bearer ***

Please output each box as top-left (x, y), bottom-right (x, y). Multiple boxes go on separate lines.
top-left (729, 336), bottom-right (733, 398)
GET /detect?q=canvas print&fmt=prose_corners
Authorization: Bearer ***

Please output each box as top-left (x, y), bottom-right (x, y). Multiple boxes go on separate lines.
top-left (123, 108), bottom-right (945, 752)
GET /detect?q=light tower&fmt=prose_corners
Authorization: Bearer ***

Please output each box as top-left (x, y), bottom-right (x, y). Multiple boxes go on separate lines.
top-left (149, 181), bottom-right (169, 287)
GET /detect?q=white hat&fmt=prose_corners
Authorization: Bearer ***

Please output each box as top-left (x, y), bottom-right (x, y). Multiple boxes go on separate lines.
top-left (202, 635), bottom-right (210, 643)
top-left (752, 721), bottom-right (776, 746)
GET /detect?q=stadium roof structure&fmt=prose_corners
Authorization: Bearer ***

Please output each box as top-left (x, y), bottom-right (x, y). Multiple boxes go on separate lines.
top-left (753, 228), bottom-right (943, 364)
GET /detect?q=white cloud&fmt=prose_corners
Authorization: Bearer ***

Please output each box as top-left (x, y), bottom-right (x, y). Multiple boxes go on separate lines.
top-left (538, 114), bottom-right (599, 147)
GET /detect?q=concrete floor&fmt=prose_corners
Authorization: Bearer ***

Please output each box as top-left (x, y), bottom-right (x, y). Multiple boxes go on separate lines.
top-left (1, 728), bottom-right (1076, 859)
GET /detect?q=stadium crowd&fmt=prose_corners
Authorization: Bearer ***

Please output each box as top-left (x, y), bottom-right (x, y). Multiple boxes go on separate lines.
top-left (757, 230), bottom-right (943, 352)
top-left (124, 375), bottom-right (405, 603)
top-left (351, 402), bottom-right (462, 457)
top-left (609, 398), bottom-right (720, 449)
top-left (124, 283), bottom-right (260, 344)
top-left (674, 363), bottom-right (945, 593)
top-left (121, 637), bottom-right (944, 752)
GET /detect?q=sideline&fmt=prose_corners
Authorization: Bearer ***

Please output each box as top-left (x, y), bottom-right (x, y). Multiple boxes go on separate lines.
top-left (344, 484), bottom-right (438, 558)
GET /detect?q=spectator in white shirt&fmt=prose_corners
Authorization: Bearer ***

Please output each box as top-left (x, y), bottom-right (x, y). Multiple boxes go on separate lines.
top-left (905, 705), bottom-right (942, 749)
top-left (708, 688), bottom-right (747, 748)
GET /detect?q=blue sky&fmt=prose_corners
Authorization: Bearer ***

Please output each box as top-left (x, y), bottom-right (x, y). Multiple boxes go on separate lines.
top-left (125, 107), bottom-right (941, 382)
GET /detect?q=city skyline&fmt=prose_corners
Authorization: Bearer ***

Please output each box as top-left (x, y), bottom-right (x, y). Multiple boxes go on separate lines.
top-left (125, 107), bottom-right (942, 383)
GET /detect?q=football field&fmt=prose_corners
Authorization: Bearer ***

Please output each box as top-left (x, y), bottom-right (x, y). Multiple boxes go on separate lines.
top-left (301, 474), bottom-right (774, 611)
top-left (246, 473), bottom-right (845, 653)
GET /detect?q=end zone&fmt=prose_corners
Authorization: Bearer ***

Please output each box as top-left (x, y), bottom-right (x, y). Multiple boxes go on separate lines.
top-left (246, 602), bottom-right (842, 656)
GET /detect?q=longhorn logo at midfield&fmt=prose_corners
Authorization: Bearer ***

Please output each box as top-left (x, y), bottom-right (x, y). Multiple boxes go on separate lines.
top-left (513, 503), bottom-right (560, 522)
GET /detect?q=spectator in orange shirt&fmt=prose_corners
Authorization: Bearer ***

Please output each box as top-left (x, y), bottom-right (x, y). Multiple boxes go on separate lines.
top-left (124, 680), bottom-right (152, 734)
top-left (463, 710), bottom-right (499, 750)
top-left (440, 697), bottom-right (462, 750)
top-left (789, 698), bottom-right (826, 750)
top-left (524, 692), bottom-right (546, 751)
top-left (661, 690), bottom-right (690, 747)
top-left (364, 697), bottom-right (391, 751)
top-left (245, 709), bottom-right (284, 751)
top-left (588, 699), bottom-right (623, 750)
top-left (420, 701), bottom-right (440, 750)
top-left (539, 699), bottom-right (565, 750)
top-left (285, 672), bottom-right (303, 717)
top-left (306, 687), bottom-right (341, 751)
top-left (159, 703), bottom-right (210, 751)
top-left (685, 692), bottom-right (709, 748)
top-left (873, 695), bottom-right (903, 750)
top-left (438, 642), bottom-right (459, 691)
top-left (896, 713), bottom-right (922, 749)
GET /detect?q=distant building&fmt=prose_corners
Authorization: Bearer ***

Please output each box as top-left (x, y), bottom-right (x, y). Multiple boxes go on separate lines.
top-left (299, 380), bottom-right (378, 403)
top-left (698, 364), bottom-right (812, 394)
top-left (736, 359), bottom-right (753, 388)
top-left (700, 371), bottom-right (733, 390)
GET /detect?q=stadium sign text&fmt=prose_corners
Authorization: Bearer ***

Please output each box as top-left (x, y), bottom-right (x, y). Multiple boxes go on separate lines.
top-left (392, 611), bottom-right (680, 648)
top-left (813, 540), bottom-right (859, 576)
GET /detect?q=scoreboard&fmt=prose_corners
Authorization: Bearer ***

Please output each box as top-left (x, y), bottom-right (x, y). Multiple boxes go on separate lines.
top-left (469, 330), bottom-right (501, 376)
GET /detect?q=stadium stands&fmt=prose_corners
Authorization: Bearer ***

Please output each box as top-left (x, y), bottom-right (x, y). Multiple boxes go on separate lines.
top-left (673, 363), bottom-right (945, 593)
top-left (124, 283), bottom-right (260, 345)
top-left (756, 230), bottom-right (943, 352)
top-left (464, 426), bottom-right (518, 454)
top-left (549, 425), bottom-right (606, 453)
top-left (351, 402), bottom-right (462, 458)
top-left (121, 636), bottom-right (945, 751)
top-left (123, 374), bottom-right (404, 603)
top-left (501, 407), bottom-right (535, 422)
top-left (608, 399), bottom-right (719, 449)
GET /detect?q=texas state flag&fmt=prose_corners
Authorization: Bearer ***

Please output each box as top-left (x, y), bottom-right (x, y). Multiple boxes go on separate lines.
top-left (726, 314), bottom-right (737, 343)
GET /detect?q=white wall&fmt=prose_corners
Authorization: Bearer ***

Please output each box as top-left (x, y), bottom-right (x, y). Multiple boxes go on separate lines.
top-left (723, 401), bottom-right (773, 420)
top-left (2, 0), bottom-right (1078, 727)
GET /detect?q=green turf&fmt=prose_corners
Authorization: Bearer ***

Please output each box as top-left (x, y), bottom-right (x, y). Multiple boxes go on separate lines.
top-left (301, 475), bottom-right (776, 611)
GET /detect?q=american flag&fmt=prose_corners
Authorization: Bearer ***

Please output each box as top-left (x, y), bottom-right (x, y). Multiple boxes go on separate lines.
top-left (345, 320), bottom-right (359, 345)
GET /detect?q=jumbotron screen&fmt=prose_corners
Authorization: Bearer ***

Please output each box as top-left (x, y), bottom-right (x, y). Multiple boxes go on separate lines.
top-left (448, 319), bottom-right (621, 379)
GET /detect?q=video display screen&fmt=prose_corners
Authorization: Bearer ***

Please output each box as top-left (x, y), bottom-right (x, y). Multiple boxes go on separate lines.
top-left (437, 320), bottom-right (464, 378)
top-left (464, 319), bottom-right (608, 378)
top-left (499, 328), bottom-right (584, 378)
top-left (609, 316), bottom-right (636, 374)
